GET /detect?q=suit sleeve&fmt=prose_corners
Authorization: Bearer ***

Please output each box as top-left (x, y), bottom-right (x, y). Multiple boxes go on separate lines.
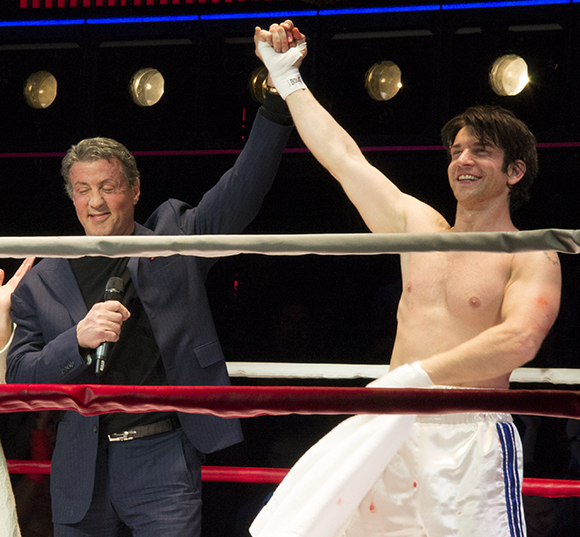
top-left (6, 281), bottom-right (94, 385)
top-left (146, 106), bottom-right (293, 237)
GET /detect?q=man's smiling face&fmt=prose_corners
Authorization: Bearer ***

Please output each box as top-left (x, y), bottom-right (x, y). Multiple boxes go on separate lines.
top-left (447, 126), bottom-right (519, 208)
top-left (70, 158), bottom-right (140, 236)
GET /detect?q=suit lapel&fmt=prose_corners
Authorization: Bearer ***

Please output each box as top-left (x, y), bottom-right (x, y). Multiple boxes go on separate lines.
top-left (128, 222), bottom-right (155, 295)
top-left (38, 258), bottom-right (88, 324)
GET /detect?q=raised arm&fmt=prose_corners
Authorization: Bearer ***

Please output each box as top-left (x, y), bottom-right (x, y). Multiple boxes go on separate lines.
top-left (255, 23), bottom-right (447, 234)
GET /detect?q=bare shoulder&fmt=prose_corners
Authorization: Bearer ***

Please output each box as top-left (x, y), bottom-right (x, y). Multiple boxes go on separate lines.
top-left (513, 249), bottom-right (560, 273)
top-left (509, 249), bottom-right (562, 295)
top-left (403, 194), bottom-right (451, 233)
top-left (502, 250), bottom-right (561, 330)
top-left (539, 250), bottom-right (561, 268)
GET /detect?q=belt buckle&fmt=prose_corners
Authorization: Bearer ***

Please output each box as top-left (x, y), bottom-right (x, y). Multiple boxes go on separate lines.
top-left (108, 430), bottom-right (137, 442)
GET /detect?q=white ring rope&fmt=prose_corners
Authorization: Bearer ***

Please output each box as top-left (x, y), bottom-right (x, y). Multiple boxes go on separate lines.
top-left (0, 228), bottom-right (579, 258)
top-left (226, 362), bottom-right (580, 385)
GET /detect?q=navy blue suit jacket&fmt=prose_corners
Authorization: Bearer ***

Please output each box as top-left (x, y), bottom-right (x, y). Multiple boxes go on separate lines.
top-left (6, 112), bottom-right (293, 524)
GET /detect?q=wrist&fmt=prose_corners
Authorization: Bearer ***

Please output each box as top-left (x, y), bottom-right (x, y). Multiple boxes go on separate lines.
top-left (259, 90), bottom-right (293, 126)
top-left (271, 67), bottom-right (306, 100)
top-left (78, 346), bottom-right (93, 366)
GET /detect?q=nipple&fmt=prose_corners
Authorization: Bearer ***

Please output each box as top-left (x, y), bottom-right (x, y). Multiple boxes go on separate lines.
top-left (469, 296), bottom-right (481, 308)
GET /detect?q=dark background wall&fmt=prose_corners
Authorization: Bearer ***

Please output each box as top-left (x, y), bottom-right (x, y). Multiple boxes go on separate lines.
top-left (1, 1), bottom-right (580, 535)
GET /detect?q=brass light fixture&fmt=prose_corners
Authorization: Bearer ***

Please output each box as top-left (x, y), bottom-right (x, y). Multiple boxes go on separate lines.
top-left (24, 70), bottom-right (57, 109)
top-left (365, 61), bottom-right (402, 101)
top-left (129, 68), bottom-right (165, 107)
top-left (489, 54), bottom-right (529, 96)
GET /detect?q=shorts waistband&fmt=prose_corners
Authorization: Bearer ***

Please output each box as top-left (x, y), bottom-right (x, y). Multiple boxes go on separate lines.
top-left (415, 412), bottom-right (513, 425)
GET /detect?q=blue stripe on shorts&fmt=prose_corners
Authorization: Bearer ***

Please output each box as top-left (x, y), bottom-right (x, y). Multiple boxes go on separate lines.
top-left (497, 422), bottom-right (525, 537)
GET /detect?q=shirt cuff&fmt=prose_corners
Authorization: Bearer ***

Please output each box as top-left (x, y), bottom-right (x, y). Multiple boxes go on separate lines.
top-left (258, 91), bottom-right (294, 126)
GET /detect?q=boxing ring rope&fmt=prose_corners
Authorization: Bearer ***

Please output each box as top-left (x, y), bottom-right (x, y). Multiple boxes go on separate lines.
top-left (0, 228), bottom-right (577, 258)
top-left (4, 384), bottom-right (580, 497)
top-left (6, 461), bottom-right (580, 499)
top-left (3, 228), bottom-right (580, 498)
top-left (226, 362), bottom-right (580, 385)
top-left (2, 384), bottom-right (580, 418)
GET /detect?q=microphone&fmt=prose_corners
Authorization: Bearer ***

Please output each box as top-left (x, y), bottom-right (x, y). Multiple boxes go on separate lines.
top-left (95, 276), bottom-right (125, 374)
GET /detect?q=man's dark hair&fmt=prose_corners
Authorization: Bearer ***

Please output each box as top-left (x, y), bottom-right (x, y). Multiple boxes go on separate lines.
top-left (441, 105), bottom-right (538, 211)
top-left (61, 137), bottom-right (140, 199)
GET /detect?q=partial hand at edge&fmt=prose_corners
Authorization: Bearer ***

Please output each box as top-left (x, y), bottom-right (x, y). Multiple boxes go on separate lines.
top-left (0, 257), bottom-right (35, 348)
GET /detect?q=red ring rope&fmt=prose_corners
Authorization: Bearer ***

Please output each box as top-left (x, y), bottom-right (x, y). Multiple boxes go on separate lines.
top-left (3, 384), bottom-right (580, 498)
top-left (0, 384), bottom-right (579, 419)
top-left (6, 461), bottom-right (580, 497)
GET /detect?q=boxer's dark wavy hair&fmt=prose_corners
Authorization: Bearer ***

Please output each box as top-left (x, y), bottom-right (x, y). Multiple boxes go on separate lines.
top-left (441, 105), bottom-right (538, 211)
top-left (61, 137), bottom-right (140, 199)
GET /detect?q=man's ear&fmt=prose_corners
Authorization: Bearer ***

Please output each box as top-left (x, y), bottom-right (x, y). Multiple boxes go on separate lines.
top-left (133, 179), bottom-right (141, 205)
top-left (507, 159), bottom-right (526, 185)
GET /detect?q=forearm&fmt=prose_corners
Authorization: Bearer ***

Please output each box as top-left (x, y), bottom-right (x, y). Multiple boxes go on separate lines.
top-left (6, 325), bottom-right (90, 384)
top-left (187, 111), bottom-right (293, 234)
top-left (256, 32), bottom-right (415, 233)
top-left (285, 88), bottom-right (412, 233)
top-left (286, 88), bottom-right (365, 181)
top-left (420, 321), bottom-right (546, 386)
top-left (257, 35), bottom-right (361, 181)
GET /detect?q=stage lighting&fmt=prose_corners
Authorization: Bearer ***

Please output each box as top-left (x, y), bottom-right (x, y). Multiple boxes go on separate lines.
top-left (249, 65), bottom-right (269, 104)
top-left (364, 61), bottom-right (402, 101)
top-left (24, 70), bottom-right (57, 109)
top-left (489, 54), bottom-right (529, 96)
top-left (129, 68), bottom-right (165, 107)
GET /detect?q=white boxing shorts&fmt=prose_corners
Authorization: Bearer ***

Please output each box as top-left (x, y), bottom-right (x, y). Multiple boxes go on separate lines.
top-left (337, 413), bottom-right (526, 537)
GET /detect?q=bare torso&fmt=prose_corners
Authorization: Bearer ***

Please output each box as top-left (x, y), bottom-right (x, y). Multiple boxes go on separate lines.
top-left (390, 249), bottom-right (515, 388)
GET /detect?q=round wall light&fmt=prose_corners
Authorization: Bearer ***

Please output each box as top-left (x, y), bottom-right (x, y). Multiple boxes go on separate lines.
top-left (489, 54), bottom-right (529, 97)
top-left (249, 65), bottom-right (269, 104)
top-left (129, 68), bottom-right (165, 107)
top-left (24, 70), bottom-right (57, 109)
top-left (365, 61), bottom-right (402, 101)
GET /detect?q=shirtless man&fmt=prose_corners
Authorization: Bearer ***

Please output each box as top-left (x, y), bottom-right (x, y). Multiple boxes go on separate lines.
top-left (253, 21), bottom-right (561, 537)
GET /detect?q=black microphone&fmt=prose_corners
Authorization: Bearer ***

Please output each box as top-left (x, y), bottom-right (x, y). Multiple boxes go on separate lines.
top-left (95, 276), bottom-right (125, 374)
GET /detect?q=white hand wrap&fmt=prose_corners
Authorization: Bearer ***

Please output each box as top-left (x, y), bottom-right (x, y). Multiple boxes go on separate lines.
top-left (367, 361), bottom-right (434, 389)
top-left (258, 40), bottom-right (307, 100)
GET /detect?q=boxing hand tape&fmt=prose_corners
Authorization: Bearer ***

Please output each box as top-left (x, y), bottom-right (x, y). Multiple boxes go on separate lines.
top-left (258, 40), bottom-right (307, 100)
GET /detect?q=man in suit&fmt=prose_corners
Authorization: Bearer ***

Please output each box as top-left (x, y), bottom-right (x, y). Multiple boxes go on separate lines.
top-left (6, 87), bottom-right (294, 536)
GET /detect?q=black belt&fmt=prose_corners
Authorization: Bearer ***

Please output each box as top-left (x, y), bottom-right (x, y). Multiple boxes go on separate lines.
top-left (107, 418), bottom-right (178, 442)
